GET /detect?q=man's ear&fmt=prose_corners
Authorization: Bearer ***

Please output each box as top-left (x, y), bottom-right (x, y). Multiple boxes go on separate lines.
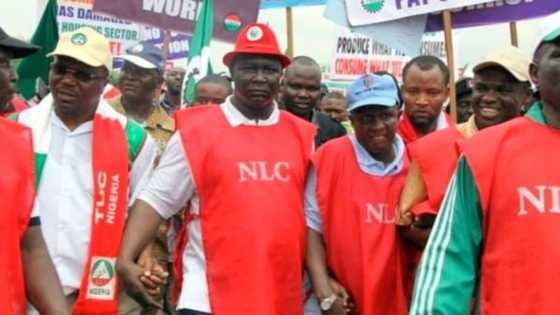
top-left (529, 62), bottom-right (539, 88)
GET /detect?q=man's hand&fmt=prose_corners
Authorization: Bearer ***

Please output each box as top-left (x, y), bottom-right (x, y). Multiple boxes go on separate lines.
top-left (327, 278), bottom-right (354, 314)
top-left (116, 260), bottom-right (163, 309)
top-left (136, 244), bottom-right (169, 298)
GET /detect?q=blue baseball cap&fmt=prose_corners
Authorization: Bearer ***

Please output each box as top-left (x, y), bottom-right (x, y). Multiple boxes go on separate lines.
top-left (346, 74), bottom-right (400, 112)
top-left (120, 42), bottom-right (164, 75)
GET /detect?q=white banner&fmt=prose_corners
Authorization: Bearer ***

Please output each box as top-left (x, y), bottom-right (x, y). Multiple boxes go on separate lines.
top-left (345, 0), bottom-right (495, 26)
top-left (329, 29), bottom-right (446, 82)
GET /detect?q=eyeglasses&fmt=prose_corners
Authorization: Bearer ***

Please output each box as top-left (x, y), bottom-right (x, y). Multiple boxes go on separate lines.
top-left (50, 63), bottom-right (107, 82)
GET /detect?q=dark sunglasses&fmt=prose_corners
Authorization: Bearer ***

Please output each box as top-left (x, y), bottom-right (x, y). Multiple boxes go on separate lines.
top-left (51, 63), bottom-right (107, 82)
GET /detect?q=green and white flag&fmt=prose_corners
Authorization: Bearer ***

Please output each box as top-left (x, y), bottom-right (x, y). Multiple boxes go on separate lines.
top-left (183, 0), bottom-right (214, 105)
top-left (17, 0), bottom-right (59, 100)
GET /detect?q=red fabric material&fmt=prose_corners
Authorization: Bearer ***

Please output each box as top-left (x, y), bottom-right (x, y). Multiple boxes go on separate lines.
top-left (103, 86), bottom-right (121, 101)
top-left (462, 117), bottom-right (560, 314)
top-left (314, 136), bottom-right (410, 315)
top-left (398, 113), bottom-right (454, 145)
top-left (0, 118), bottom-right (35, 315)
top-left (2, 97), bottom-right (29, 117)
top-left (408, 126), bottom-right (465, 216)
top-left (174, 106), bottom-right (315, 315)
top-left (72, 115), bottom-right (129, 315)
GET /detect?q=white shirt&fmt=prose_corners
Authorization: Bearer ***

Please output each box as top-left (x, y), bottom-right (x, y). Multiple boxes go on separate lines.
top-left (139, 98), bottom-right (280, 312)
top-left (37, 111), bottom-right (156, 295)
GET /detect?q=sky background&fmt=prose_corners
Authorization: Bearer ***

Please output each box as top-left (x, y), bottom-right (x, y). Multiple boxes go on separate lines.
top-left (2, 1), bottom-right (559, 76)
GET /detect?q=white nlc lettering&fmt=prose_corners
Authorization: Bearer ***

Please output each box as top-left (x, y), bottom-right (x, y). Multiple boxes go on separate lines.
top-left (365, 203), bottom-right (395, 224)
top-left (238, 161), bottom-right (291, 182)
top-left (516, 185), bottom-right (560, 215)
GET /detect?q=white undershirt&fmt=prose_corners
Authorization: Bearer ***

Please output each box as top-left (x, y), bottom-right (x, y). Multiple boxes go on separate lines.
top-left (139, 98), bottom-right (280, 312)
top-left (37, 111), bottom-right (156, 295)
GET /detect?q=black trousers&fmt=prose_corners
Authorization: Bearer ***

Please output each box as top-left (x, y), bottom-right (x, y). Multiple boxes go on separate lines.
top-left (177, 309), bottom-right (211, 315)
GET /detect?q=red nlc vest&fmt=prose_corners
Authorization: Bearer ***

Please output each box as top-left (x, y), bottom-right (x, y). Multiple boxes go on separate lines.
top-left (408, 126), bottom-right (465, 216)
top-left (314, 136), bottom-right (410, 315)
top-left (462, 117), bottom-right (560, 315)
top-left (0, 119), bottom-right (35, 315)
top-left (175, 106), bottom-right (315, 315)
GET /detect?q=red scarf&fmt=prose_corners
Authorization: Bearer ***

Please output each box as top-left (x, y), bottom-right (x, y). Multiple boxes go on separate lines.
top-left (72, 114), bottom-right (129, 315)
top-left (398, 113), bottom-right (453, 144)
top-left (0, 118), bottom-right (35, 315)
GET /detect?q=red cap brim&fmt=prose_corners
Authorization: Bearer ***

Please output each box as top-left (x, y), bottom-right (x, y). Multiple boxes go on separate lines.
top-left (223, 50), bottom-right (291, 68)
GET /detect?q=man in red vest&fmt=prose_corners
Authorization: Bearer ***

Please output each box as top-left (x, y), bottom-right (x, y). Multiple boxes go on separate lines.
top-left (397, 46), bottom-right (533, 247)
top-left (410, 27), bottom-right (560, 314)
top-left (117, 23), bottom-right (316, 315)
top-left (0, 27), bottom-right (68, 314)
top-left (399, 55), bottom-right (453, 144)
top-left (305, 73), bottom-right (409, 315)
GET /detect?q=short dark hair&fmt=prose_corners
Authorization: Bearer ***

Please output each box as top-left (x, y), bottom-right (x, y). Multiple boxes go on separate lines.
top-left (402, 55), bottom-right (450, 85)
top-left (197, 74), bottom-right (233, 94)
top-left (286, 55), bottom-right (321, 74)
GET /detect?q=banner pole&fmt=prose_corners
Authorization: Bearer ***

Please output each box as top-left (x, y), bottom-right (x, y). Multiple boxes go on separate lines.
top-left (443, 10), bottom-right (457, 122)
top-left (286, 7), bottom-right (294, 58)
top-left (509, 21), bottom-right (519, 47)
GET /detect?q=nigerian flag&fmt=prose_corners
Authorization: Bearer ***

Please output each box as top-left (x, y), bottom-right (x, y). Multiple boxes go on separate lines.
top-left (183, 0), bottom-right (213, 105)
top-left (17, 0), bottom-right (58, 99)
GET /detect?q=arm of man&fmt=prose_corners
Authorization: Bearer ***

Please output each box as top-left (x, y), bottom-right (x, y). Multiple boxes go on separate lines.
top-left (22, 224), bottom-right (69, 315)
top-left (304, 168), bottom-right (349, 315)
top-left (397, 160), bottom-right (437, 248)
top-left (409, 157), bottom-right (482, 315)
top-left (118, 132), bottom-right (194, 308)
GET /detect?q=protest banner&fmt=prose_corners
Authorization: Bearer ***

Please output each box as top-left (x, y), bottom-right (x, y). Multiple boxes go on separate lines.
top-left (426, 0), bottom-right (560, 32)
top-left (329, 29), bottom-right (446, 82)
top-left (92, 0), bottom-right (260, 43)
top-left (57, 0), bottom-right (141, 56)
top-left (345, 0), bottom-right (495, 26)
top-left (57, 0), bottom-right (192, 67)
top-left (260, 0), bottom-right (326, 9)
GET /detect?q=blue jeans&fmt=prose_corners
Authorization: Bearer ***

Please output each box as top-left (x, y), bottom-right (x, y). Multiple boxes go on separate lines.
top-left (177, 309), bottom-right (211, 315)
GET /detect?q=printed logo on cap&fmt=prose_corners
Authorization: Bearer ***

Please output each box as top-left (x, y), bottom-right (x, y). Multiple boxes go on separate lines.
top-left (71, 33), bottom-right (87, 45)
top-left (361, 0), bottom-right (384, 13)
top-left (131, 44), bottom-right (143, 54)
top-left (246, 26), bottom-right (264, 42)
top-left (224, 14), bottom-right (243, 33)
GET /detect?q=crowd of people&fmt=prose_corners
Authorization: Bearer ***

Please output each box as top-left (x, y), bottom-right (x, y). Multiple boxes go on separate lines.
top-left (1, 18), bottom-right (559, 315)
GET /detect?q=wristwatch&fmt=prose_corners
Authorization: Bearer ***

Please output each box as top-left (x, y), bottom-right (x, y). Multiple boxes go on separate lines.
top-left (319, 293), bottom-right (337, 311)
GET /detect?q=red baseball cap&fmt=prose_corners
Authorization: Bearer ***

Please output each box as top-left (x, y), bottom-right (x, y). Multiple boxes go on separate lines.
top-left (223, 23), bottom-right (291, 68)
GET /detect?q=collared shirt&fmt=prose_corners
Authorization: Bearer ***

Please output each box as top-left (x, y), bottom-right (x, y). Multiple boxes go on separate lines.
top-left (305, 134), bottom-right (406, 232)
top-left (139, 97), bottom-right (280, 312)
top-left (37, 109), bottom-right (156, 295)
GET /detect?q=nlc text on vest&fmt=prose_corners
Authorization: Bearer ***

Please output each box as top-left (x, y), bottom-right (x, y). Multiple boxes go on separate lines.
top-left (238, 161), bottom-right (291, 182)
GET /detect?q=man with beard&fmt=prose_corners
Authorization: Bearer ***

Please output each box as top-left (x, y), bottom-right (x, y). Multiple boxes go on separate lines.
top-left (410, 28), bottom-right (560, 314)
top-left (397, 46), bottom-right (532, 249)
top-left (0, 25), bottom-right (68, 315)
top-left (306, 73), bottom-right (409, 315)
top-left (161, 67), bottom-right (185, 114)
top-left (399, 55), bottom-right (453, 144)
top-left (191, 74), bottom-right (232, 106)
top-left (117, 23), bottom-right (315, 315)
top-left (12, 27), bottom-right (157, 315)
top-left (280, 56), bottom-right (346, 147)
